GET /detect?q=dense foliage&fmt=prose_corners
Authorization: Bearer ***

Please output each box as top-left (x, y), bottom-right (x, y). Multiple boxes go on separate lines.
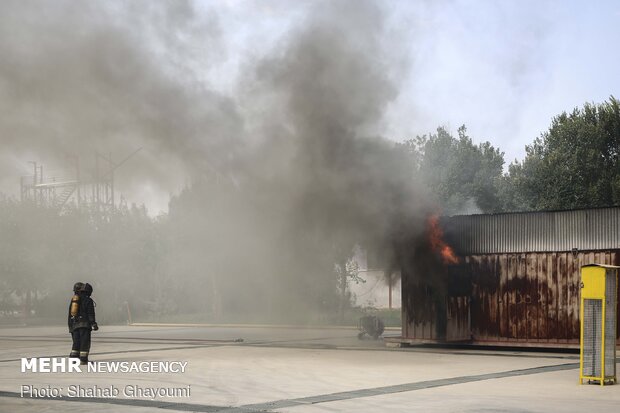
top-left (402, 96), bottom-right (620, 214)
top-left (0, 199), bottom-right (165, 323)
top-left (402, 125), bottom-right (505, 215)
top-left (502, 97), bottom-right (620, 211)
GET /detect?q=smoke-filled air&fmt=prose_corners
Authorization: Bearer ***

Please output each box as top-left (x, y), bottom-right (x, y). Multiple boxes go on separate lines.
top-left (0, 0), bottom-right (435, 324)
top-left (3, 0), bottom-right (619, 326)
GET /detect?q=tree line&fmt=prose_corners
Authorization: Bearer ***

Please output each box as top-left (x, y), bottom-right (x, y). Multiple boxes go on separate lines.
top-left (404, 96), bottom-right (620, 214)
top-left (1, 97), bottom-right (618, 323)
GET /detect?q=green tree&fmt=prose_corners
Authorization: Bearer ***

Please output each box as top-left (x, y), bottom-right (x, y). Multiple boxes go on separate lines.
top-left (0, 195), bottom-right (167, 323)
top-left (403, 126), bottom-right (505, 214)
top-left (502, 96), bottom-right (620, 211)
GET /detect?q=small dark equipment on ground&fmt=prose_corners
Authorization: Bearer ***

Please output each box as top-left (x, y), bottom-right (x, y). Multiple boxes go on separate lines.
top-left (358, 315), bottom-right (385, 340)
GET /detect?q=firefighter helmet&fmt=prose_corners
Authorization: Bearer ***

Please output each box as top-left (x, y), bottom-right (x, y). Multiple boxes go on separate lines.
top-left (73, 282), bottom-right (84, 293)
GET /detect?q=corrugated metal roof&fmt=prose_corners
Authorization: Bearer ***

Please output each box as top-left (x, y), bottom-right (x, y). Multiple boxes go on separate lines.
top-left (444, 207), bottom-right (620, 254)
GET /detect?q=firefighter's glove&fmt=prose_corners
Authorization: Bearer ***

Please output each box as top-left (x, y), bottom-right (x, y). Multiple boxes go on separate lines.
top-left (92, 323), bottom-right (99, 331)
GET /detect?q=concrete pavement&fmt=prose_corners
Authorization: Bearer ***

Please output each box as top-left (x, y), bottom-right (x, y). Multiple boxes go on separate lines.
top-left (0, 325), bottom-right (617, 412)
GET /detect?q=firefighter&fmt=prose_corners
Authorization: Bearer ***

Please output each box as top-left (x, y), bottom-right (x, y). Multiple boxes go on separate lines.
top-left (68, 282), bottom-right (83, 359)
top-left (68, 282), bottom-right (98, 364)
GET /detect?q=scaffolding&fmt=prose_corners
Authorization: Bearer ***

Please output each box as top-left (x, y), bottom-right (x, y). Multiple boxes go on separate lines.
top-left (19, 149), bottom-right (140, 214)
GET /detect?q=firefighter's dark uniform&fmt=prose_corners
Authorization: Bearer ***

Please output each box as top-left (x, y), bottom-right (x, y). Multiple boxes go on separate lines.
top-left (68, 290), bottom-right (97, 364)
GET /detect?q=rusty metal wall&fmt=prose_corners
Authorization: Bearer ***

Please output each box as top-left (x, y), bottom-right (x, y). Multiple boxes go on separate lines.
top-left (467, 250), bottom-right (620, 345)
top-left (444, 207), bottom-right (620, 255)
top-left (402, 250), bottom-right (620, 346)
top-left (402, 295), bottom-right (470, 342)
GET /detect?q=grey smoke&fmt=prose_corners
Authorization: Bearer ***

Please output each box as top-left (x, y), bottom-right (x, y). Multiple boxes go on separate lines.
top-left (0, 0), bottom-right (433, 320)
top-left (0, 0), bottom-right (240, 208)
top-left (199, 0), bottom-right (433, 314)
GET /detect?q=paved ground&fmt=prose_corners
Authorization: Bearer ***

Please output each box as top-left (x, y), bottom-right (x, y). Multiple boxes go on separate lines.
top-left (0, 324), bottom-right (618, 412)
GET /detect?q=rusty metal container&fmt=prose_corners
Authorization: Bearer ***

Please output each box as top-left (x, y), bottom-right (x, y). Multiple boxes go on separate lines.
top-left (398, 207), bottom-right (620, 348)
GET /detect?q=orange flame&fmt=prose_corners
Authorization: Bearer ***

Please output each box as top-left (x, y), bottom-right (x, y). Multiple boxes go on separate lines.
top-left (427, 214), bottom-right (459, 265)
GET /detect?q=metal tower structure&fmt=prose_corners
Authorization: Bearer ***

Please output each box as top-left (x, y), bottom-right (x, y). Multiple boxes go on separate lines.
top-left (20, 149), bottom-right (140, 214)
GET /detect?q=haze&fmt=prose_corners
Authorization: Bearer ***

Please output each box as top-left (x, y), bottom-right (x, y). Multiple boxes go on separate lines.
top-left (1, 1), bottom-right (618, 214)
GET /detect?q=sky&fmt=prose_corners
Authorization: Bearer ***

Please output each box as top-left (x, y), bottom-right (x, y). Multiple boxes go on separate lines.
top-left (385, 0), bottom-right (620, 164)
top-left (207, 0), bottom-right (620, 163)
top-left (1, 0), bottom-right (619, 214)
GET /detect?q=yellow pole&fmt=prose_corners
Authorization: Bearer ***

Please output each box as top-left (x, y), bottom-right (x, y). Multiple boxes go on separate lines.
top-left (601, 298), bottom-right (606, 386)
top-left (579, 296), bottom-right (584, 384)
top-left (615, 269), bottom-right (619, 384)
